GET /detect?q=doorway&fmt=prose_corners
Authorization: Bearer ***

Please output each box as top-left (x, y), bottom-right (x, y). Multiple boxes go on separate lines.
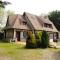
top-left (16, 31), bottom-right (20, 41)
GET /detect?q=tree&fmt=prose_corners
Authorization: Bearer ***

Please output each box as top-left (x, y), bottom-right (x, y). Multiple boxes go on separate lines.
top-left (0, 0), bottom-right (11, 27)
top-left (7, 10), bottom-right (15, 16)
top-left (35, 31), bottom-right (42, 48)
top-left (41, 31), bottom-right (49, 48)
top-left (0, 0), bottom-right (11, 8)
top-left (48, 10), bottom-right (60, 31)
top-left (26, 32), bottom-right (37, 48)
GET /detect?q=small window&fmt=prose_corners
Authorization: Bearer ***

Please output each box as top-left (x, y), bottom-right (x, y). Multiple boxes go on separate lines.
top-left (20, 21), bottom-right (27, 25)
top-left (44, 23), bottom-right (52, 28)
top-left (23, 21), bottom-right (27, 25)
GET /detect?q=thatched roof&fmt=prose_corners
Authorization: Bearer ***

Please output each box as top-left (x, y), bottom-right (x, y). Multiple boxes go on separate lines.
top-left (5, 14), bottom-right (30, 30)
top-left (38, 16), bottom-right (58, 32)
top-left (5, 12), bottom-right (58, 32)
top-left (38, 16), bottom-right (52, 24)
top-left (23, 12), bottom-right (43, 30)
top-left (23, 12), bottom-right (58, 32)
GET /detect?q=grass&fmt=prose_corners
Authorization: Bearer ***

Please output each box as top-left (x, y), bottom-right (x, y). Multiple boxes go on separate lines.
top-left (0, 42), bottom-right (43, 60)
top-left (0, 42), bottom-right (60, 60)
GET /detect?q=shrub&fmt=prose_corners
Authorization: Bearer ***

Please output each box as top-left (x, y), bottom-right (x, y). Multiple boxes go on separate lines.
top-left (0, 32), bottom-right (4, 40)
top-left (35, 31), bottom-right (42, 47)
top-left (41, 31), bottom-right (49, 48)
top-left (26, 31), bottom-right (37, 48)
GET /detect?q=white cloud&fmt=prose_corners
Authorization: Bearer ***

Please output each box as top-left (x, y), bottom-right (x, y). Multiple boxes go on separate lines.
top-left (2, 0), bottom-right (60, 15)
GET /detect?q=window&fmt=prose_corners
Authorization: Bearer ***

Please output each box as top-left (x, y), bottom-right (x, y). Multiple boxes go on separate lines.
top-left (23, 21), bottom-right (27, 25)
top-left (49, 33), bottom-right (53, 39)
top-left (44, 23), bottom-right (52, 28)
top-left (23, 32), bottom-right (27, 38)
top-left (56, 33), bottom-right (59, 39)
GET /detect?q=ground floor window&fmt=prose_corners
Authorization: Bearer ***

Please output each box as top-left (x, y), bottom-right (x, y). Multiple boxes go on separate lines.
top-left (16, 31), bottom-right (28, 41)
top-left (23, 32), bottom-right (27, 39)
top-left (56, 32), bottom-right (59, 39)
top-left (20, 31), bottom-right (27, 39)
top-left (49, 33), bottom-right (53, 40)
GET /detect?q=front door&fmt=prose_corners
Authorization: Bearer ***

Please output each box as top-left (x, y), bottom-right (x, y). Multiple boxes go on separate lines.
top-left (16, 31), bottom-right (20, 41)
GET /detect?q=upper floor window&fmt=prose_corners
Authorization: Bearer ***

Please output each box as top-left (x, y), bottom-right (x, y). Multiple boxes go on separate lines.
top-left (22, 21), bottom-right (27, 25)
top-left (44, 23), bottom-right (53, 28)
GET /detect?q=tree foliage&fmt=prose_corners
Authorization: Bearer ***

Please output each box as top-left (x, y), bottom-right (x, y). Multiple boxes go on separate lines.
top-left (35, 31), bottom-right (42, 47)
top-left (48, 10), bottom-right (60, 31)
top-left (0, 0), bottom-right (11, 8)
top-left (0, 0), bottom-right (11, 29)
top-left (41, 31), bottom-right (49, 48)
top-left (26, 31), bottom-right (37, 48)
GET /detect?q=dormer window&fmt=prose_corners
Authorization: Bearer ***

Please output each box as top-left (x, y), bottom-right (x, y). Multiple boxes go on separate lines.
top-left (44, 23), bottom-right (53, 28)
top-left (22, 21), bottom-right (27, 25)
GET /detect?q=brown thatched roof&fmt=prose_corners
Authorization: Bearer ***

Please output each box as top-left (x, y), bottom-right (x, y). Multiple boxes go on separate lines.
top-left (23, 12), bottom-right (58, 32)
top-left (38, 16), bottom-right (52, 24)
top-left (23, 12), bottom-right (43, 30)
top-left (37, 16), bottom-right (58, 32)
top-left (5, 12), bottom-right (58, 32)
top-left (5, 14), bottom-right (30, 30)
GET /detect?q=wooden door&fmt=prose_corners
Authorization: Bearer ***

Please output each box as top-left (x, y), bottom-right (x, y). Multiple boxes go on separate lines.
top-left (16, 31), bottom-right (20, 41)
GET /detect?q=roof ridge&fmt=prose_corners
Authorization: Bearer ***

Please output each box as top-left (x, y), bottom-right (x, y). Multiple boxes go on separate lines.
top-left (24, 12), bottom-right (38, 16)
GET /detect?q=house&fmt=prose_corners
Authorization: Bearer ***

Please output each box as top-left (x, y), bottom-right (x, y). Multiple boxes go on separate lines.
top-left (4, 12), bottom-right (59, 42)
top-left (23, 12), bottom-right (58, 41)
top-left (4, 14), bottom-right (30, 42)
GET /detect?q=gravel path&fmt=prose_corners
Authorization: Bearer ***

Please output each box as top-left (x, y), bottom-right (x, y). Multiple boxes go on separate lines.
top-left (0, 56), bottom-right (13, 60)
top-left (40, 49), bottom-right (60, 60)
top-left (0, 49), bottom-right (60, 60)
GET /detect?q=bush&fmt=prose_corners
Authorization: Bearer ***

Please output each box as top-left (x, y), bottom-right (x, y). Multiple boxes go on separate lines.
top-left (26, 31), bottom-right (37, 48)
top-left (41, 31), bottom-right (49, 48)
top-left (0, 32), bottom-right (4, 40)
top-left (35, 31), bottom-right (42, 47)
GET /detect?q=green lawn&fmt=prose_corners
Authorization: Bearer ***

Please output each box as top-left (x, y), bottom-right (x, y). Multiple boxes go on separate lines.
top-left (0, 43), bottom-right (60, 60)
top-left (0, 43), bottom-right (43, 60)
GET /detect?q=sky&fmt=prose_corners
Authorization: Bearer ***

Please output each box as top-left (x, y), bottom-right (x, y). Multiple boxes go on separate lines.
top-left (2, 0), bottom-right (60, 15)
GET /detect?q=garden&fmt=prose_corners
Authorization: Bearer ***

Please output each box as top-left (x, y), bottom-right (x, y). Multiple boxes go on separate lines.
top-left (0, 31), bottom-right (60, 60)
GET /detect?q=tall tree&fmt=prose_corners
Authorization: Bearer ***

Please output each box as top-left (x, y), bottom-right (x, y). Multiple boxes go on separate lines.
top-left (48, 10), bottom-right (60, 31)
top-left (0, 0), bottom-right (11, 8)
top-left (0, 0), bottom-right (11, 28)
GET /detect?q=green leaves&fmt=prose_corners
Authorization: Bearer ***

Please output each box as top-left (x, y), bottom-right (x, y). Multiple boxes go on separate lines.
top-left (0, 1), bottom-right (11, 8)
top-left (35, 31), bottom-right (42, 48)
top-left (26, 32), bottom-right (37, 48)
top-left (48, 10), bottom-right (60, 31)
top-left (41, 31), bottom-right (49, 48)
